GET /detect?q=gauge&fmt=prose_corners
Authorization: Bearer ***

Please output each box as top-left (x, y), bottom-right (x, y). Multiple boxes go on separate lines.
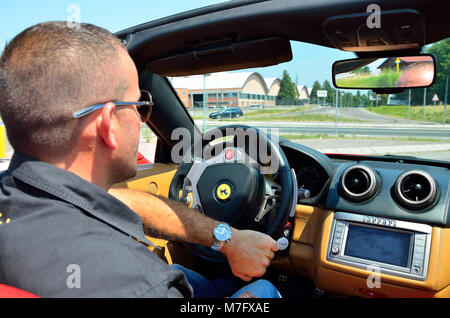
top-left (296, 167), bottom-right (323, 197)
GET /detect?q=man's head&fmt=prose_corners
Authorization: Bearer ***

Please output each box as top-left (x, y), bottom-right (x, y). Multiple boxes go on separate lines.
top-left (0, 21), bottom-right (142, 187)
top-left (396, 61), bottom-right (434, 88)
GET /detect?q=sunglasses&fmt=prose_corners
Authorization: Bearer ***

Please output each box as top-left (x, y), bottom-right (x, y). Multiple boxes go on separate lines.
top-left (72, 90), bottom-right (154, 122)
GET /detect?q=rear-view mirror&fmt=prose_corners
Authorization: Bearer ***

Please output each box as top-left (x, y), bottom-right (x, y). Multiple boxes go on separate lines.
top-left (332, 54), bottom-right (436, 90)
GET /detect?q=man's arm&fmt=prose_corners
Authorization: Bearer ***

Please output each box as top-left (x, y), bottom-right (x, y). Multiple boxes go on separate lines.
top-left (108, 188), bottom-right (278, 281)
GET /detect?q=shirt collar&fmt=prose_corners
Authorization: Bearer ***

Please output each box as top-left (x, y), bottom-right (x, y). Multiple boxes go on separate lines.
top-left (8, 152), bottom-right (154, 246)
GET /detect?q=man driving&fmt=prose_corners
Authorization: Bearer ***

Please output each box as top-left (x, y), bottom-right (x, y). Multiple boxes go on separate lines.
top-left (0, 21), bottom-right (280, 297)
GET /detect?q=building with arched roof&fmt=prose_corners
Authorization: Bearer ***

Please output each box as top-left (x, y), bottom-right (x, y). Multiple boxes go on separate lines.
top-left (171, 71), bottom-right (308, 107)
top-left (264, 78), bottom-right (281, 96)
top-left (296, 85), bottom-right (310, 100)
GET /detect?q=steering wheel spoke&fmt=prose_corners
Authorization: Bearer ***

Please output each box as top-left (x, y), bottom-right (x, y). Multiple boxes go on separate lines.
top-left (254, 177), bottom-right (282, 222)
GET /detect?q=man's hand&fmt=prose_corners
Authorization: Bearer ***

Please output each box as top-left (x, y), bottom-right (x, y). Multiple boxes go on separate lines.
top-left (221, 229), bottom-right (279, 281)
top-left (236, 292), bottom-right (257, 298)
top-left (108, 188), bottom-right (279, 282)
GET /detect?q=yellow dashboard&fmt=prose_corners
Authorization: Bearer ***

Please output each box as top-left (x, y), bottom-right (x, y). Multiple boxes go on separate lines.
top-left (115, 163), bottom-right (450, 298)
top-left (281, 205), bottom-right (450, 298)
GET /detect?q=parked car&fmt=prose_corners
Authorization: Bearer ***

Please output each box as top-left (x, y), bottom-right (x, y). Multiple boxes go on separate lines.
top-left (209, 107), bottom-right (243, 119)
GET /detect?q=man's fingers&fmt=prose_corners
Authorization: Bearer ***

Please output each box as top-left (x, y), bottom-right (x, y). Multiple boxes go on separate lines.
top-left (271, 239), bottom-right (279, 252)
top-left (236, 292), bottom-right (257, 298)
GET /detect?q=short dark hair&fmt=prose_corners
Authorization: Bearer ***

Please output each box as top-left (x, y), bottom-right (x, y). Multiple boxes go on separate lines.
top-left (0, 21), bottom-right (129, 157)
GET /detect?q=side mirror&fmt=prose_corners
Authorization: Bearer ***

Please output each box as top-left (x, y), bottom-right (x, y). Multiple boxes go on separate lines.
top-left (332, 54), bottom-right (436, 92)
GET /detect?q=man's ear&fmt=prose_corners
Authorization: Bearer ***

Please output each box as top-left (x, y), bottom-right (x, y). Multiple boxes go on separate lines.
top-left (96, 102), bottom-right (118, 150)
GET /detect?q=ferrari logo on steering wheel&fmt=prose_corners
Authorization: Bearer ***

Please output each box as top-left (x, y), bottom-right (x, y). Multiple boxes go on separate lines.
top-left (216, 183), bottom-right (232, 201)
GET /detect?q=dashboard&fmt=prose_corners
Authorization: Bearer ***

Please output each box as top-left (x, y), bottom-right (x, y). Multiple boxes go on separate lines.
top-left (278, 140), bottom-right (450, 297)
top-left (128, 138), bottom-right (450, 297)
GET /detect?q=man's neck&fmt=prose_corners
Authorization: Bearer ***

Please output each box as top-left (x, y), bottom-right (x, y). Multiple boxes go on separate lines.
top-left (48, 152), bottom-right (112, 191)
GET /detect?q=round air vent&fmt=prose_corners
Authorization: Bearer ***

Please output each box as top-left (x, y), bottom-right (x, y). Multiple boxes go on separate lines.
top-left (340, 165), bottom-right (378, 202)
top-left (394, 170), bottom-right (438, 210)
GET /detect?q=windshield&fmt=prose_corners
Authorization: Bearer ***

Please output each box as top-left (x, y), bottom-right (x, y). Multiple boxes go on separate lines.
top-left (169, 40), bottom-right (450, 163)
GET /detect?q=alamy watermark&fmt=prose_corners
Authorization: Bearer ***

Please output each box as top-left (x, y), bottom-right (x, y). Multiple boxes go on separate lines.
top-left (66, 264), bottom-right (81, 289)
top-left (366, 264), bottom-right (381, 289)
top-left (66, 4), bottom-right (81, 29)
top-left (171, 127), bottom-right (280, 174)
top-left (366, 4), bottom-right (381, 29)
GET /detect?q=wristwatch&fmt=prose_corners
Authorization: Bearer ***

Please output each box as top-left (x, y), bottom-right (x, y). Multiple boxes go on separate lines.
top-left (211, 223), bottom-right (232, 251)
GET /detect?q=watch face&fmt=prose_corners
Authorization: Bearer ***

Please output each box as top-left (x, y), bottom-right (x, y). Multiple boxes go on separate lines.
top-left (214, 224), bottom-right (232, 241)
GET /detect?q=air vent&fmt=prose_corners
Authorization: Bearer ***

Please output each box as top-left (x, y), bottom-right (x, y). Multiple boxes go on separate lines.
top-left (394, 170), bottom-right (438, 210)
top-left (340, 165), bottom-right (378, 202)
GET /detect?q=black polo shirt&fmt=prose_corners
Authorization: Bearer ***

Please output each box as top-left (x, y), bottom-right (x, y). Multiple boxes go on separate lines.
top-left (0, 152), bottom-right (193, 298)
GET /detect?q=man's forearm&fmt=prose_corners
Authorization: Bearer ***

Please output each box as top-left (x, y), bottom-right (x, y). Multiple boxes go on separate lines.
top-left (108, 188), bottom-right (218, 246)
top-left (109, 188), bottom-right (279, 281)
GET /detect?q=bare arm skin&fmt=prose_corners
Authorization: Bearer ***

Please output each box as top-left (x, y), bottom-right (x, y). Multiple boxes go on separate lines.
top-left (108, 188), bottom-right (278, 281)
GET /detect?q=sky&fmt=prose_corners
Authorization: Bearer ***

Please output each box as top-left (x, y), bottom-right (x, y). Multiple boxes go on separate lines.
top-left (0, 0), bottom-right (356, 88)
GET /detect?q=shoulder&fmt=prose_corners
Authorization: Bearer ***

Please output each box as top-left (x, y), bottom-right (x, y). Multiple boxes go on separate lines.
top-left (0, 198), bottom-right (191, 298)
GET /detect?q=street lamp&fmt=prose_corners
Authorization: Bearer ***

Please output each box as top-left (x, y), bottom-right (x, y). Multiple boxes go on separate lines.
top-left (203, 74), bottom-right (211, 133)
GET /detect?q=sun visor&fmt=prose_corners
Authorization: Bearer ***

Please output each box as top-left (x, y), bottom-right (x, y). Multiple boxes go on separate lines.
top-left (145, 37), bottom-right (292, 77)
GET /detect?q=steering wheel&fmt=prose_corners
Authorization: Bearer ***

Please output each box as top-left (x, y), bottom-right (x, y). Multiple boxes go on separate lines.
top-left (169, 125), bottom-right (296, 261)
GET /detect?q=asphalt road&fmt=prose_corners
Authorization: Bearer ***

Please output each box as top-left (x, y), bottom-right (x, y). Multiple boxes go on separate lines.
top-left (195, 105), bottom-right (450, 139)
top-left (243, 105), bottom-right (436, 124)
top-left (298, 105), bottom-right (433, 124)
top-left (200, 121), bottom-right (450, 139)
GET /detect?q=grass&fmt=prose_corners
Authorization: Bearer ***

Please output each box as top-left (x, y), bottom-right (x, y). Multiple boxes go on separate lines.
top-left (336, 70), bottom-right (401, 88)
top-left (279, 134), bottom-right (336, 140)
top-left (278, 134), bottom-right (450, 143)
top-left (244, 106), bottom-right (313, 116)
top-left (366, 105), bottom-right (450, 124)
top-left (140, 118), bottom-right (448, 146)
top-left (217, 114), bottom-right (363, 122)
top-left (188, 106), bottom-right (311, 120)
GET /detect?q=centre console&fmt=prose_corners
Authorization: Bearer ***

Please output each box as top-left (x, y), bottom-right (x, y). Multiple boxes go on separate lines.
top-left (327, 212), bottom-right (432, 281)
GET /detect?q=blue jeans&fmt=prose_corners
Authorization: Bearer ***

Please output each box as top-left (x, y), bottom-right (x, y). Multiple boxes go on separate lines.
top-left (170, 264), bottom-right (282, 298)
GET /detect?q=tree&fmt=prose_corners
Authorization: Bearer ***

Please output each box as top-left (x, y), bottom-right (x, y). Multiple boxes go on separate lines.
top-left (428, 38), bottom-right (449, 104)
top-left (276, 70), bottom-right (297, 105)
top-left (310, 80), bottom-right (322, 104)
top-left (354, 66), bottom-right (370, 74)
top-left (394, 39), bottom-right (449, 105)
top-left (322, 80), bottom-right (335, 104)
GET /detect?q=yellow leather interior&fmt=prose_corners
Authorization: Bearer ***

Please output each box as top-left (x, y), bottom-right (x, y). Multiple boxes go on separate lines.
top-left (112, 163), bottom-right (178, 197)
top-left (286, 204), bottom-right (450, 298)
top-left (117, 163), bottom-right (450, 298)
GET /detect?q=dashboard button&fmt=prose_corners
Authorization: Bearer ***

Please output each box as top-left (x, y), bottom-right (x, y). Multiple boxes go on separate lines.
top-left (412, 265), bottom-right (422, 275)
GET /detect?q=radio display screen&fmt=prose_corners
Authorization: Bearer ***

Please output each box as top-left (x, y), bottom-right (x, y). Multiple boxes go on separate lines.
top-left (344, 224), bottom-right (412, 267)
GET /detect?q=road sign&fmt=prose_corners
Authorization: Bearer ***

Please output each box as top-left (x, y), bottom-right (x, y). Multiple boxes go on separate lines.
top-left (395, 57), bottom-right (401, 72)
top-left (432, 94), bottom-right (439, 102)
top-left (317, 90), bottom-right (327, 98)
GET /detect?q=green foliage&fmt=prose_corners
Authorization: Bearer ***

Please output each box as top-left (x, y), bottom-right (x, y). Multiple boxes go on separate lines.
top-left (335, 69), bottom-right (401, 88)
top-left (366, 105), bottom-right (450, 123)
top-left (322, 80), bottom-right (335, 104)
top-left (428, 38), bottom-right (450, 103)
top-left (394, 39), bottom-right (450, 106)
top-left (352, 66), bottom-right (371, 74)
top-left (310, 80), bottom-right (322, 99)
top-left (276, 70), bottom-right (297, 104)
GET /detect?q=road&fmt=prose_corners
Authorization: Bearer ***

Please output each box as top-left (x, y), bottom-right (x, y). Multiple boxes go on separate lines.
top-left (243, 105), bottom-right (439, 124)
top-left (198, 120), bottom-right (450, 139)
top-left (296, 105), bottom-right (405, 123)
top-left (1, 107), bottom-right (449, 170)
